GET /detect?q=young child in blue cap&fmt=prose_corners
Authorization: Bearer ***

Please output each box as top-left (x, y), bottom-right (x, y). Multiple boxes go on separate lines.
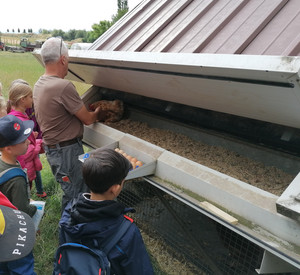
top-left (0, 115), bottom-right (37, 217)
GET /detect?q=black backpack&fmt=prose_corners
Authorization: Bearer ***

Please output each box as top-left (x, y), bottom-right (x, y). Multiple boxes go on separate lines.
top-left (53, 219), bottom-right (132, 275)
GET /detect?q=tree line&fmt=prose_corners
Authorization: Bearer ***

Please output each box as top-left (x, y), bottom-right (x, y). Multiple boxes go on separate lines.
top-left (2, 0), bottom-right (129, 43)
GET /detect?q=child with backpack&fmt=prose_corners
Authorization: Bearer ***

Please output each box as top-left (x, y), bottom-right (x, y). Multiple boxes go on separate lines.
top-left (7, 81), bottom-right (47, 198)
top-left (0, 115), bottom-right (37, 217)
top-left (55, 148), bottom-right (154, 275)
top-left (0, 202), bottom-right (37, 275)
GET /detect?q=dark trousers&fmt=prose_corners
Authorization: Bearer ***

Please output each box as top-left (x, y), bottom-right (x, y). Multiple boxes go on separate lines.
top-left (44, 140), bottom-right (88, 212)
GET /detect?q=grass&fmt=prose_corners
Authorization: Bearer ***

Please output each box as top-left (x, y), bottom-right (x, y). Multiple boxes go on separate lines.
top-left (31, 156), bottom-right (62, 274)
top-left (0, 52), bottom-right (44, 97)
top-left (0, 51), bottom-right (91, 98)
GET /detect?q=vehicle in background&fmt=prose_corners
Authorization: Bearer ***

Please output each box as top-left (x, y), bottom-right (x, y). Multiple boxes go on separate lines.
top-left (4, 45), bottom-right (25, 53)
top-left (20, 37), bottom-right (44, 52)
top-left (0, 38), bottom-right (4, 51)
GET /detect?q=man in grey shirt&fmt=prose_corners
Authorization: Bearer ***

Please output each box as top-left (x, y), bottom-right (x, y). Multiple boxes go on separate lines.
top-left (34, 37), bottom-right (101, 211)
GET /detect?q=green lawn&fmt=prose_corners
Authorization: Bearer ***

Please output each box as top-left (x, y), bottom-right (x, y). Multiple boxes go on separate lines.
top-left (0, 51), bottom-right (90, 98)
top-left (32, 156), bottom-right (62, 274)
top-left (0, 52), bottom-right (44, 97)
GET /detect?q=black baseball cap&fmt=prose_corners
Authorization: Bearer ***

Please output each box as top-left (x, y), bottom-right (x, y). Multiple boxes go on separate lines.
top-left (0, 115), bottom-right (34, 148)
top-left (0, 205), bottom-right (35, 262)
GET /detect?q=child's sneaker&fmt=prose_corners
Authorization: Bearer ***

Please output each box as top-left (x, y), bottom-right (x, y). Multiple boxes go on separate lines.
top-left (36, 192), bottom-right (47, 198)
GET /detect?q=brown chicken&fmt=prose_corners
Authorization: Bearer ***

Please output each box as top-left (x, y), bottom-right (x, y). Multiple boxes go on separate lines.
top-left (89, 99), bottom-right (124, 123)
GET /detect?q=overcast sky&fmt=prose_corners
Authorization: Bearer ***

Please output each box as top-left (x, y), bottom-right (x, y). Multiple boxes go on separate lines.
top-left (0, 0), bottom-right (142, 33)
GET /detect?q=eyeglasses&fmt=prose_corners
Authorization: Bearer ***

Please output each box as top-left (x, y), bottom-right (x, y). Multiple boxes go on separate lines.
top-left (59, 37), bottom-right (62, 57)
top-left (55, 36), bottom-right (63, 56)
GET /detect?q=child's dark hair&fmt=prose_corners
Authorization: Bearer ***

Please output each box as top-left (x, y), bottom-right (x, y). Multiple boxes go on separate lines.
top-left (82, 148), bottom-right (132, 194)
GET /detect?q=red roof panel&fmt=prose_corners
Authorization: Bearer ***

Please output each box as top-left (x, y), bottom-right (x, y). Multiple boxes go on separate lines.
top-left (91, 0), bottom-right (300, 56)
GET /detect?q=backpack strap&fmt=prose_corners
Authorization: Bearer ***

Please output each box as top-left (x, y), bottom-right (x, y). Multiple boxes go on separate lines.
top-left (101, 218), bottom-right (132, 255)
top-left (0, 168), bottom-right (27, 185)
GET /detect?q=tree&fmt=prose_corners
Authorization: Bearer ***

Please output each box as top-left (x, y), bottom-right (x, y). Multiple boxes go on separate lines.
top-left (111, 9), bottom-right (128, 24)
top-left (52, 29), bottom-right (65, 38)
top-left (112, 0), bottom-right (128, 23)
top-left (40, 29), bottom-right (51, 34)
top-left (87, 20), bottom-right (112, 42)
top-left (86, 0), bottom-right (128, 43)
top-left (118, 0), bottom-right (128, 10)
top-left (75, 30), bottom-right (87, 40)
top-left (66, 29), bottom-right (76, 41)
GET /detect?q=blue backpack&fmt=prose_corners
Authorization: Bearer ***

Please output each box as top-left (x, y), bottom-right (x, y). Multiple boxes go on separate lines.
top-left (0, 167), bottom-right (27, 185)
top-left (53, 219), bottom-right (132, 275)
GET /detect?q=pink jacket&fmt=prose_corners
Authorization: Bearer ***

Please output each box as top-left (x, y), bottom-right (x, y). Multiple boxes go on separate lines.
top-left (8, 110), bottom-right (43, 181)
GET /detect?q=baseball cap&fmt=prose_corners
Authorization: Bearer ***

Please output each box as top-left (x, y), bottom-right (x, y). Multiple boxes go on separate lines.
top-left (0, 205), bottom-right (35, 262)
top-left (0, 115), bottom-right (34, 148)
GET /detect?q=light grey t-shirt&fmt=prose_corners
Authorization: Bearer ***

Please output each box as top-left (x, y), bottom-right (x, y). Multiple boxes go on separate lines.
top-left (33, 75), bottom-right (84, 145)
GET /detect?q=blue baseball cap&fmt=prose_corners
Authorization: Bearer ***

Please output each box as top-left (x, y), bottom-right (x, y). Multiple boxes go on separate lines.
top-left (0, 115), bottom-right (34, 148)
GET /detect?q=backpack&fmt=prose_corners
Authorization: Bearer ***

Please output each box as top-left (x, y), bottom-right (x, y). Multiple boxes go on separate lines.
top-left (0, 167), bottom-right (27, 185)
top-left (53, 218), bottom-right (132, 275)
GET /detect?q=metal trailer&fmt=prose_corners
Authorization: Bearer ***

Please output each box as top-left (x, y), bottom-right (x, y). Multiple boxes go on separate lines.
top-left (33, 49), bottom-right (300, 273)
top-left (32, 0), bottom-right (300, 272)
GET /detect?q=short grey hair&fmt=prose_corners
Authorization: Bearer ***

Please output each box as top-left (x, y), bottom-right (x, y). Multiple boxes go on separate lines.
top-left (40, 37), bottom-right (68, 64)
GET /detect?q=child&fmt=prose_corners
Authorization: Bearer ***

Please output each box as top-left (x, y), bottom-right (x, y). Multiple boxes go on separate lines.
top-left (7, 82), bottom-right (47, 198)
top-left (59, 148), bottom-right (154, 275)
top-left (10, 79), bottom-right (42, 139)
top-left (0, 195), bottom-right (37, 275)
top-left (0, 115), bottom-right (37, 217)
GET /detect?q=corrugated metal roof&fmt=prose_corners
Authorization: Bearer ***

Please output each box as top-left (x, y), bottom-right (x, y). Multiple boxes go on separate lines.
top-left (90, 0), bottom-right (300, 56)
top-left (33, 0), bottom-right (300, 129)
